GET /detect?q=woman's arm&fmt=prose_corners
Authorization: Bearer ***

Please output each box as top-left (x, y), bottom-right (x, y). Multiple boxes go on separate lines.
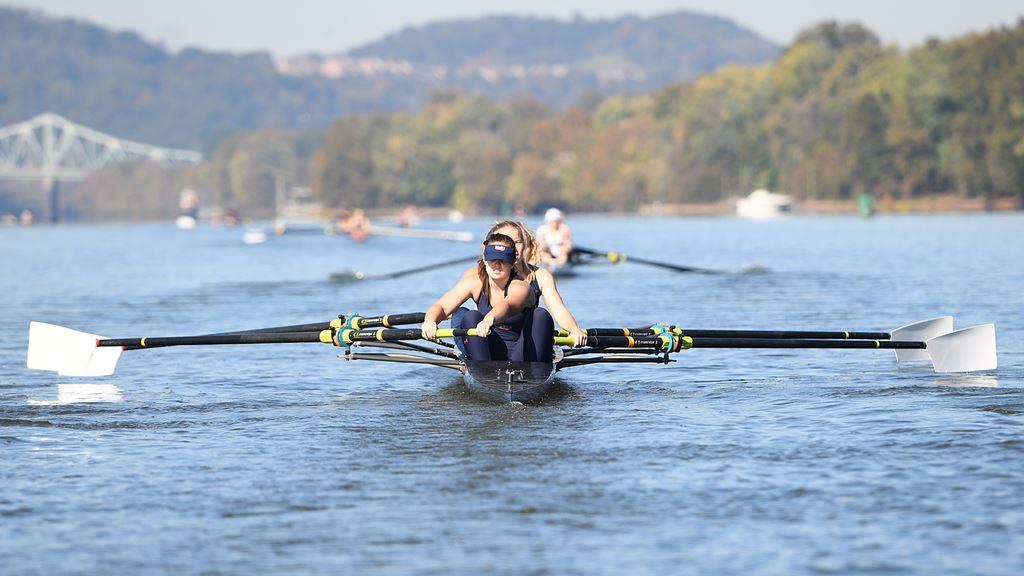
top-left (536, 268), bottom-right (586, 346)
top-left (422, 275), bottom-right (477, 339)
top-left (475, 280), bottom-right (530, 337)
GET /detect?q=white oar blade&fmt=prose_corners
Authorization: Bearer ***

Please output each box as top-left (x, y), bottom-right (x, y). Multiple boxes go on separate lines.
top-left (28, 322), bottom-right (87, 372)
top-left (27, 322), bottom-right (122, 377)
top-left (891, 316), bottom-right (954, 362)
top-left (927, 324), bottom-right (997, 373)
top-left (60, 345), bottom-right (123, 377)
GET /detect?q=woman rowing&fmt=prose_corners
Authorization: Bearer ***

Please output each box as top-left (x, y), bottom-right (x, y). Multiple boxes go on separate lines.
top-left (422, 220), bottom-right (586, 361)
top-left (421, 232), bottom-right (552, 361)
top-left (535, 208), bottom-right (573, 270)
top-left (491, 219), bottom-right (586, 348)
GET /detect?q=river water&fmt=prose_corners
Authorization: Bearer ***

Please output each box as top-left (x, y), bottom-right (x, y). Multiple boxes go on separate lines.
top-left (1, 214), bottom-right (1022, 575)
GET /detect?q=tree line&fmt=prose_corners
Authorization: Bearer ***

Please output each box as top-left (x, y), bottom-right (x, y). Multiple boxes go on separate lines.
top-left (67, 20), bottom-right (1024, 219)
top-left (307, 21), bottom-right (1024, 213)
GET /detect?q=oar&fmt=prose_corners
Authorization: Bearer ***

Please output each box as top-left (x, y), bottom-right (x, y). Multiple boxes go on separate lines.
top-left (565, 322), bottom-right (995, 374)
top-left (26, 312), bottom-right (430, 377)
top-left (26, 322), bottom-right (335, 377)
top-left (560, 317), bottom-right (956, 362)
top-left (329, 255), bottom-right (477, 283)
top-left (572, 246), bottom-right (727, 274)
top-left (339, 321), bottom-right (997, 373)
top-left (682, 325), bottom-right (996, 373)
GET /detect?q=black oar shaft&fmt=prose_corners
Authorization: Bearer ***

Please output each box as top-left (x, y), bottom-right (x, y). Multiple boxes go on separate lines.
top-left (688, 338), bottom-right (926, 350)
top-left (212, 321), bottom-right (336, 335)
top-left (334, 256), bottom-right (477, 282)
top-left (101, 331), bottom-right (327, 348)
top-left (616, 254), bottom-right (718, 274)
top-left (106, 312), bottom-right (430, 350)
top-left (573, 246), bottom-right (720, 274)
top-left (683, 329), bottom-right (891, 340)
top-left (372, 256), bottom-right (477, 280)
top-left (582, 327), bottom-right (892, 340)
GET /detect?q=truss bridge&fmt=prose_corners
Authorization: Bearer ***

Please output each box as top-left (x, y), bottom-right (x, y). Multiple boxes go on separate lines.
top-left (0, 113), bottom-right (202, 221)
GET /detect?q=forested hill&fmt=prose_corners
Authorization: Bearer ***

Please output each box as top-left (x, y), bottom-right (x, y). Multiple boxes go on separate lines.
top-left (347, 12), bottom-right (778, 86)
top-left (0, 7), bottom-right (777, 151)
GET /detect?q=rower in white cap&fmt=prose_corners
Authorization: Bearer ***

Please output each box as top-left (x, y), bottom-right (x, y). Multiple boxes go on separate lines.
top-left (535, 207), bottom-right (573, 270)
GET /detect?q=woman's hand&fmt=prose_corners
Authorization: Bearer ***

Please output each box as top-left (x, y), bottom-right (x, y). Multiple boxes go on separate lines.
top-left (568, 326), bottom-right (587, 347)
top-left (421, 320), bottom-right (438, 340)
top-left (475, 315), bottom-right (494, 338)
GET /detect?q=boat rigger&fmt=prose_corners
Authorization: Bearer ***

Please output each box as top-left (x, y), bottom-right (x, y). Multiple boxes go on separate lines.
top-left (27, 313), bottom-right (997, 403)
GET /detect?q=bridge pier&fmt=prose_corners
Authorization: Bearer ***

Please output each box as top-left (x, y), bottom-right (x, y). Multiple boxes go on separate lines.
top-left (46, 178), bottom-right (60, 223)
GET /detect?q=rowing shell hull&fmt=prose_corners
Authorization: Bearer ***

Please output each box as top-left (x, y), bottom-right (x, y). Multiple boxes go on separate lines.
top-left (461, 360), bottom-right (557, 403)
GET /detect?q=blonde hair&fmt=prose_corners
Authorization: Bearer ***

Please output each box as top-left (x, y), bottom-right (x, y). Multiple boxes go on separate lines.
top-left (486, 220), bottom-right (538, 283)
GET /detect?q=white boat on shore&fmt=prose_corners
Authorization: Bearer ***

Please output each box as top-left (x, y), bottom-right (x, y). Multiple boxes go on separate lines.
top-left (737, 189), bottom-right (793, 219)
top-left (175, 215), bottom-right (197, 229)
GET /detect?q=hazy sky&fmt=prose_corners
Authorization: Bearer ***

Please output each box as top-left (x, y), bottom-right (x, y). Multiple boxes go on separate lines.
top-left (8, 0), bottom-right (1023, 56)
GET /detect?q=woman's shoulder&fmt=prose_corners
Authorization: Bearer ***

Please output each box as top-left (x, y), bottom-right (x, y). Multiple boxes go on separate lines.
top-left (455, 267), bottom-right (484, 294)
top-left (533, 266), bottom-right (555, 284)
top-left (506, 276), bottom-right (532, 294)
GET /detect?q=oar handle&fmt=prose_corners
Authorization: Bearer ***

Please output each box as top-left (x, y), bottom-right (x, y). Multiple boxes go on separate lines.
top-left (577, 335), bottom-right (670, 350)
top-left (339, 327), bottom-right (474, 343)
top-left (349, 313), bottom-right (426, 329)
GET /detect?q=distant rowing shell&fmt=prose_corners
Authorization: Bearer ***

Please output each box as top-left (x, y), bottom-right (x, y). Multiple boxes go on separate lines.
top-left (369, 225), bottom-right (474, 243)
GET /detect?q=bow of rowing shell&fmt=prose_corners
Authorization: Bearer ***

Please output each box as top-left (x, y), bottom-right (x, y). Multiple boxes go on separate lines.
top-left (345, 331), bottom-right (672, 404)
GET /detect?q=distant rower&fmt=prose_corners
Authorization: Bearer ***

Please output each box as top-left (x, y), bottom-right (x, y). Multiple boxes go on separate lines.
top-left (535, 208), bottom-right (573, 269)
top-left (337, 209), bottom-right (371, 242)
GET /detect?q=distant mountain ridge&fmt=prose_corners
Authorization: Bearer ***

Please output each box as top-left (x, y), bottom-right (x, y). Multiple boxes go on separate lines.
top-left (292, 12), bottom-right (778, 94)
top-left (0, 7), bottom-right (779, 149)
top-left (349, 12), bottom-right (776, 68)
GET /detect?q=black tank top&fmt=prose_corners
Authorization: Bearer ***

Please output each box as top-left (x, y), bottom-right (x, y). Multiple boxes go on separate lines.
top-left (527, 265), bottom-right (543, 304)
top-left (476, 278), bottom-right (524, 342)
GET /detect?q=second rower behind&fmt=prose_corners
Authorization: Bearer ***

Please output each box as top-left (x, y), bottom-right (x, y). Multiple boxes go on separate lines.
top-left (536, 208), bottom-right (573, 270)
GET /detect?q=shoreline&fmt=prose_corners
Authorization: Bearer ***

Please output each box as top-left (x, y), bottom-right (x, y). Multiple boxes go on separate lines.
top-left (639, 195), bottom-right (1023, 216)
top-left (3, 195), bottom-right (1022, 226)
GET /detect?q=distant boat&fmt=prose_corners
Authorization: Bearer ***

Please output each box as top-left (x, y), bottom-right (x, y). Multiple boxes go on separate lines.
top-left (175, 215), bottom-right (197, 229)
top-left (737, 189), bottom-right (793, 219)
top-left (242, 229), bottom-right (268, 244)
top-left (368, 225), bottom-right (473, 243)
top-left (176, 188), bottom-right (200, 229)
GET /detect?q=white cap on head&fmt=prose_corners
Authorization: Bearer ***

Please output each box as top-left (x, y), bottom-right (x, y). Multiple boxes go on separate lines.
top-left (544, 207), bottom-right (564, 222)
